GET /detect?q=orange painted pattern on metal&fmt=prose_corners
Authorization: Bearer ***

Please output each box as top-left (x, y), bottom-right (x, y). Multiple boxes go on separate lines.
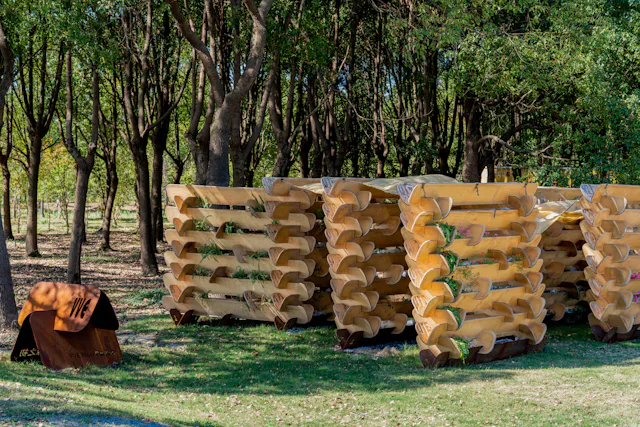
top-left (18, 282), bottom-right (118, 333)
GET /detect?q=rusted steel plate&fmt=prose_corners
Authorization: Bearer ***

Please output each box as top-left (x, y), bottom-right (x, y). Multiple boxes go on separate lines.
top-left (18, 282), bottom-right (118, 332)
top-left (11, 310), bottom-right (122, 370)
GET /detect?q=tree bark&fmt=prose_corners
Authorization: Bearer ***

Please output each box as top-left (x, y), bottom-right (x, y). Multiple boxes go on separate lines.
top-left (68, 165), bottom-right (91, 283)
top-left (0, 17), bottom-right (17, 327)
top-left (25, 135), bottom-right (42, 256)
top-left (100, 170), bottom-right (117, 250)
top-left (0, 101), bottom-right (13, 240)
top-left (132, 141), bottom-right (158, 275)
top-left (208, 102), bottom-right (233, 186)
top-left (0, 210), bottom-right (16, 328)
top-left (63, 53), bottom-right (98, 284)
top-left (462, 97), bottom-right (483, 182)
top-left (1, 166), bottom-right (11, 240)
top-left (151, 118), bottom-right (170, 243)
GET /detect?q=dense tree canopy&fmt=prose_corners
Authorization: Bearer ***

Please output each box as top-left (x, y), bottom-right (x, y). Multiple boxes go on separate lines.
top-left (0, 0), bottom-right (639, 282)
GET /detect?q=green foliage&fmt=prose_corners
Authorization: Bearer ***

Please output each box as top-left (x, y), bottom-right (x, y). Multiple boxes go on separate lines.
top-left (438, 250), bottom-right (459, 273)
top-left (225, 220), bottom-right (244, 234)
top-left (248, 250), bottom-right (269, 259)
top-left (437, 306), bottom-right (462, 327)
top-left (437, 277), bottom-right (461, 298)
top-left (195, 267), bottom-right (212, 277)
top-left (251, 194), bottom-right (266, 212)
top-left (200, 242), bottom-right (223, 262)
top-left (452, 337), bottom-right (470, 365)
top-left (231, 268), bottom-right (249, 279)
top-left (194, 216), bottom-right (211, 231)
top-left (248, 269), bottom-right (270, 283)
top-left (430, 222), bottom-right (456, 246)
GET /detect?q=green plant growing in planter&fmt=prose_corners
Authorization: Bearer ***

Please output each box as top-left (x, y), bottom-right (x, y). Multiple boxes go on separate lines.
top-left (248, 269), bottom-right (271, 283)
top-left (193, 216), bottom-right (211, 231)
top-left (193, 197), bottom-right (209, 208)
top-left (225, 220), bottom-right (244, 234)
top-left (438, 306), bottom-right (462, 327)
top-left (437, 277), bottom-right (461, 298)
top-left (431, 222), bottom-right (456, 246)
top-left (195, 267), bottom-right (213, 277)
top-left (251, 194), bottom-right (266, 212)
top-left (200, 242), bottom-right (223, 262)
top-left (452, 337), bottom-right (470, 364)
top-left (231, 268), bottom-right (249, 279)
top-left (438, 250), bottom-right (459, 272)
top-left (248, 250), bottom-right (269, 259)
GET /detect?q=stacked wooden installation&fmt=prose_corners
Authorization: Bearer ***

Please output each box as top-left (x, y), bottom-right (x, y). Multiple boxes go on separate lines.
top-left (262, 178), bottom-right (333, 319)
top-left (161, 184), bottom-right (318, 329)
top-left (536, 187), bottom-right (589, 322)
top-left (398, 182), bottom-right (548, 367)
top-left (580, 184), bottom-right (640, 342)
top-left (322, 178), bottom-right (412, 349)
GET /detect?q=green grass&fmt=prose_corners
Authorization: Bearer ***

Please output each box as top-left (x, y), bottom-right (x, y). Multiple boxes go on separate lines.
top-left (2, 209), bottom-right (639, 425)
top-left (1, 319), bottom-right (639, 426)
top-left (120, 288), bottom-right (169, 308)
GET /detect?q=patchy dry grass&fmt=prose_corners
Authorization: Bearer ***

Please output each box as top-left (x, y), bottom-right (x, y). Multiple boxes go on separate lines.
top-left (0, 216), bottom-right (639, 426)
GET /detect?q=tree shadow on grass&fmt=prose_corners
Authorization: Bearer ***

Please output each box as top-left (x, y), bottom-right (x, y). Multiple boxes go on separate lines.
top-left (2, 316), bottom-right (639, 408)
top-left (0, 397), bottom-right (217, 426)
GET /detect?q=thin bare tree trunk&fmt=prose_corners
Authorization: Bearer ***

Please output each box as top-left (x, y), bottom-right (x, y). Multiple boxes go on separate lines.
top-left (462, 97), bottom-right (482, 182)
top-left (100, 171), bottom-right (117, 250)
top-left (63, 53), bottom-right (98, 284)
top-left (1, 166), bottom-right (11, 240)
top-left (0, 17), bottom-right (18, 327)
top-left (25, 137), bottom-right (42, 256)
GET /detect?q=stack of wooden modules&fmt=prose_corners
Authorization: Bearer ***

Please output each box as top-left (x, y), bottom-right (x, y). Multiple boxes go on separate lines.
top-left (322, 178), bottom-right (412, 348)
top-left (398, 182), bottom-right (548, 367)
top-left (161, 183), bottom-right (318, 329)
top-left (261, 178), bottom-right (333, 319)
top-left (580, 184), bottom-right (640, 342)
top-left (536, 187), bottom-right (589, 323)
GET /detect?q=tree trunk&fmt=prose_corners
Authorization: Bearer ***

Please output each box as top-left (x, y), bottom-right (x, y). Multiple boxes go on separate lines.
top-left (299, 124), bottom-right (311, 178)
top-left (230, 107), bottom-right (246, 187)
top-left (462, 97), bottom-right (482, 183)
top-left (67, 164), bottom-right (91, 284)
top-left (189, 133), bottom-right (209, 185)
top-left (133, 140), bottom-right (159, 275)
top-left (1, 166), bottom-right (12, 240)
top-left (64, 55), bottom-right (98, 284)
top-left (100, 171), bottom-right (118, 250)
top-left (0, 211), bottom-right (16, 328)
top-left (311, 123), bottom-right (322, 178)
top-left (0, 17), bottom-right (17, 327)
top-left (151, 119), bottom-right (170, 243)
top-left (174, 163), bottom-right (184, 184)
top-left (207, 103), bottom-right (233, 187)
top-left (26, 134), bottom-right (42, 257)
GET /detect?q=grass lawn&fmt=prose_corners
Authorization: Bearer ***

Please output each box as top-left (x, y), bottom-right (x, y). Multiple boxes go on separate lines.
top-left (0, 213), bottom-right (639, 426)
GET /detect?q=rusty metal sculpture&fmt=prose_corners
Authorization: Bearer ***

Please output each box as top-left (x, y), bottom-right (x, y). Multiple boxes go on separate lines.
top-left (11, 282), bottom-right (121, 370)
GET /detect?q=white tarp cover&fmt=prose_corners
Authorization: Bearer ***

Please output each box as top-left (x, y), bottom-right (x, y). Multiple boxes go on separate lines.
top-left (300, 174), bottom-right (458, 195)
